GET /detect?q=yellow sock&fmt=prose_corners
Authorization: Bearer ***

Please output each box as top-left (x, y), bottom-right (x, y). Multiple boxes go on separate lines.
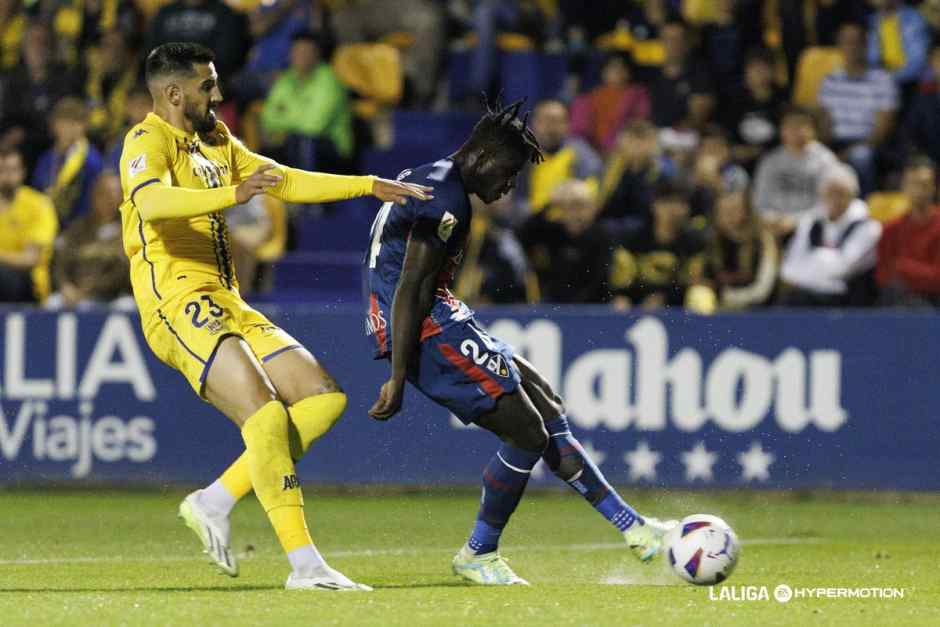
top-left (240, 400), bottom-right (312, 553)
top-left (220, 392), bottom-right (348, 501)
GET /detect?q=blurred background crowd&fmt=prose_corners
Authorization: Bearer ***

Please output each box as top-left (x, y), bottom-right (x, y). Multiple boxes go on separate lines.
top-left (4, 0), bottom-right (940, 312)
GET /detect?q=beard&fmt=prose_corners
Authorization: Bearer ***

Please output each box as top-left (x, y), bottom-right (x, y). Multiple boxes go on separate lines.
top-left (184, 101), bottom-right (217, 135)
top-left (0, 184), bottom-right (16, 200)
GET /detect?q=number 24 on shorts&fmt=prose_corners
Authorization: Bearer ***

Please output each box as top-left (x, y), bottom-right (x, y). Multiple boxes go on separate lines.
top-left (185, 295), bottom-right (225, 328)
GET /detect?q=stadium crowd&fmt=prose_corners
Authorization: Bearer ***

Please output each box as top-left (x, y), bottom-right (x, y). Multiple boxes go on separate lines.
top-left (4, 0), bottom-right (940, 311)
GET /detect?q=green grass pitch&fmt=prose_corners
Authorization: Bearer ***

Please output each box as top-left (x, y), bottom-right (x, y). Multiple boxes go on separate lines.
top-left (0, 489), bottom-right (937, 626)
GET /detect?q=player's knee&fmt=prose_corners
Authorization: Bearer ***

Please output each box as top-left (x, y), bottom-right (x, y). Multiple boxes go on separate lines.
top-left (514, 420), bottom-right (549, 453)
top-left (553, 451), bottom-right (584, 482)
top-left (319, 378), bottom-right (343, 395)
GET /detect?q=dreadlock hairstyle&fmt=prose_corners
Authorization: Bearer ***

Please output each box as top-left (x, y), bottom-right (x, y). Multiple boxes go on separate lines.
top-left (464, 95), bottom-right (544, 166)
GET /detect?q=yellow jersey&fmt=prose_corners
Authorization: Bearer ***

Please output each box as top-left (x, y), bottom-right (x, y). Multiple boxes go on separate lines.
top-left (0, 186), bottom-right (58, 301)
top-left (118, 112), bottom-right (374, 317)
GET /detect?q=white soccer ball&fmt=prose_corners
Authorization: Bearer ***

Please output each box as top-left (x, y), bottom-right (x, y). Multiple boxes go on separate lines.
top-left (665, 514), bottom-right (741, 585)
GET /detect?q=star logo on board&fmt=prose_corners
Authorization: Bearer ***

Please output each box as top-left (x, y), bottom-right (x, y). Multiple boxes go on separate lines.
top-left (681, 441), bottom-right (718, 482)
top-left (737, 441), bottom-right (775, 482)
top-left (623, 440), bottom-right (661, 481)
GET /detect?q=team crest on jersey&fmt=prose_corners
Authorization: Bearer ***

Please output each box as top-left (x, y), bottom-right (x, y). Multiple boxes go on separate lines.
top-left (485, 354), bottom-right (510, 378)
top-left (206, 319), bottom-right (224, 336)
top-left (132, 128), bottom-right (147, 139)
top-left (128, 154), bottom-right (146, 177)
top-left (460, 338), bottom-right (510, 378)
top-left (438, 211), bottom-right (457, 242)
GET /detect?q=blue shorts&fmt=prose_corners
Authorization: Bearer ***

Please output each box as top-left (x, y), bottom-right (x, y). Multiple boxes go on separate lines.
top-left (407, 318), bottom-right (521, 423)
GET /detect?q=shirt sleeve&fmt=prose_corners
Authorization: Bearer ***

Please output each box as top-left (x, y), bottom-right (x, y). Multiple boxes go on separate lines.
top-left (228, 132), bottom-right (374, 203)
top-left (25, 193), bottom-right (58, 247)
top-left (120, 128), bottom-right (238, 221)
top-left (408, 161), bottom-right (468, 248)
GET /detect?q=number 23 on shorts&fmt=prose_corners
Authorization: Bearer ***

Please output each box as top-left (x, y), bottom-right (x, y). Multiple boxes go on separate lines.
top-left (185, 294), bottom-right (226, 328)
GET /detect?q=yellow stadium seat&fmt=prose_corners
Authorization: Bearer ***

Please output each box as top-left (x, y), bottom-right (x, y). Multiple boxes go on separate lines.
top-left (333, 43), bottom-right (403, 106)
top-left (380, 31), bottom-right (416, 50)
top-left (450, 32), bottom-right (536, 52)
top-left (793, 47), bottom-right (844, 107)
top-left (866, 192), bottom-right (910, 223)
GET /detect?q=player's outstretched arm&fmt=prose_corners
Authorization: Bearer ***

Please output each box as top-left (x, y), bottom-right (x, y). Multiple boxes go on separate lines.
top-left (135, 165), bottom-right (283, 221)
top-left (274, 167), bottom-right (433, 205)
top-left (230, 131), bottom-right (432, 205)
top-left (369, 231), bottom-right (444, 420)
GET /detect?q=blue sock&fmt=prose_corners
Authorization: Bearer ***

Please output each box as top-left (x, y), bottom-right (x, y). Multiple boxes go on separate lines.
top-left (467, 443), bottom-right (542, 555)
top-left (543, 416), bottom-right (644, 532)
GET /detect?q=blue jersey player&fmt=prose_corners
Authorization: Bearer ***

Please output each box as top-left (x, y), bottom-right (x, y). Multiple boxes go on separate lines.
top-left (363, 99), bottom-right (676, 585)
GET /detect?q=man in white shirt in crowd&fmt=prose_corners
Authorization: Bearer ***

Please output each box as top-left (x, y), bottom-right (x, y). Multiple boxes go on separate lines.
top-left (778, 162), bottom-right (882, 306)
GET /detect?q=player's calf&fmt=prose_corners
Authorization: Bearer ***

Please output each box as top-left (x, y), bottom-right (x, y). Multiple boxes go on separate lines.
top-left (461, 391), bottom-right (547, 563)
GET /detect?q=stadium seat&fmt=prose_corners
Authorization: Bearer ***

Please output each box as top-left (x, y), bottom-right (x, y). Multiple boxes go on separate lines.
top-left (793, 47), bottom-right (844, 107)
top-left (866, 191), bottom-right (910, 223)
top-left (333, 43), bottom-right (404, 109)
top-left (270, 250), bottom-right (362, 305)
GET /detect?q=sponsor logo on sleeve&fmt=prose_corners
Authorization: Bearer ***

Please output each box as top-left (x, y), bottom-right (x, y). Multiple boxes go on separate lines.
top-left (438, 211), bottom-right (457, 242)
top-left (129, 154), bottom-right (147, 177)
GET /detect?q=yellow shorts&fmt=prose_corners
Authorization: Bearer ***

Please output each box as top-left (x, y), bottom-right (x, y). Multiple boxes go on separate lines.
top-left (141, 284), bottom-right (301, 397)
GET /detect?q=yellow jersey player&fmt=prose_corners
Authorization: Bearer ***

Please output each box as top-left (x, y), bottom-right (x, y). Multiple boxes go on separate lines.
top-left (120, 43), bottom-right (432, 591)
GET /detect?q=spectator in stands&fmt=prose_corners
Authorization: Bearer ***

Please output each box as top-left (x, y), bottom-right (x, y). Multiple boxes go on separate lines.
top-left (697, 0), bottom-right (764, 100)
top-left (569, 52), bottom-right (650, 155)
top-left (454, 194), bottom-right (534, 305)
top-left (904, 45), bottom-right (940, 166)
top-left (517, 179), bottom-right (611, 304)
top-left (721, 47), bottom-right (787, 172)
top-left (234, 0), bottom-right (313, 104)
top-left (0, 147), bottom-right (57, 304)
top-left (75, 0), bottom-right (143, 52)
top-left (106, 83), bottom-right (152, 173)
top-left (47, 172), bottom-right (131, 309)
top-left (867, 0), bottom-right (929, 87)
top-left (0, 0), bottom-right (26, 72)
top-left (147, 0), bottom-right (249, 79)
top-left (615, 0), bottom-right (675, 80)
top-left (690, 124), bottom-right (749, 220)
top-left (85, 29), bottom-right (139, 147)
top-left (331, 0), bottom-right (443, 107)
top-left (513, 99), bottom-right (602, 219)
top-left (778, 163), bottom-right (882, 307)
top-left (877, 156), bottom-right (940, 306)
top-left (705, 179), bottom-right (779, 309)
top-left (0, 20), bottom-right (82, 171)
top-left (599, 119), bottom-right (670, 229)
top-left (260, 30), bottom-right (353, 173)
top-left (31, 97), bottom-right (104, 228)
top-left (648, 19), bottom-right (715, 131)
top-left (777, 0), bottom-right (869, 82)
top-left (226, 195), bottom-right (274, 298)
top-left (818, 21), bottom-right (899, 195)
top-left (752, 106), bottom-right (838, 237)
top-left (608, 177), bottom-right (709, 311)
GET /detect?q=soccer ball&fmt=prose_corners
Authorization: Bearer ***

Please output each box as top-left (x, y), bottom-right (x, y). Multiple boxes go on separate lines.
top-left (665, 514), bottom-right (740, 585)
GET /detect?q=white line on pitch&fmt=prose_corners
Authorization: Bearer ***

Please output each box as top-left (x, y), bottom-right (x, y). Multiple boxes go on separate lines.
top-left (0, 538), bottom-right (820, 566)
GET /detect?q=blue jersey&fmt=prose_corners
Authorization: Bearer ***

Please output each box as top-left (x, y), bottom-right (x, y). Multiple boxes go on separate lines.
top-left (363, 159), bottom-right (474, 359)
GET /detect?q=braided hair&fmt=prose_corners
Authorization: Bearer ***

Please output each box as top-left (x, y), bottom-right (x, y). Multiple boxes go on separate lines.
top-left (464, 95), bottom-right (544, 166)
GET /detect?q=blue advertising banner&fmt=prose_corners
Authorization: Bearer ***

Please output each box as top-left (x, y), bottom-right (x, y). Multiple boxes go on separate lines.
top-left (0, 307), bottom-right (937, 490)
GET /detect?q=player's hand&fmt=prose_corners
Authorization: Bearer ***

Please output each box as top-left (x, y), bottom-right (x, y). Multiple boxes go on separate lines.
top-left (369, 378), bottom-right (405, 421)
top-left (372, 178), bottom-right (434, 205)
top-left (235, 164), bottom-right (282, 203)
